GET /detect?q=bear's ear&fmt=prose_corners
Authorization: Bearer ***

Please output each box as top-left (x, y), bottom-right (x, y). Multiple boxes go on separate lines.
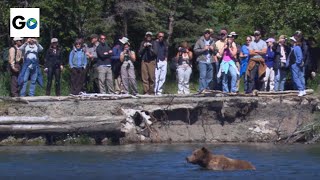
top-left (201, 147), bottom-right (209, 153)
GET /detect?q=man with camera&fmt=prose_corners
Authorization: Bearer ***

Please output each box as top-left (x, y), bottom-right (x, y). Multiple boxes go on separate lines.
top-left (120, 40), bottom-right (138, 95)
top-left (139, 31), bottom-right (156, 95)
top-left (194, 28), bottom-right (216, 93)
top-left (153, 32), bottom-right (169, 95)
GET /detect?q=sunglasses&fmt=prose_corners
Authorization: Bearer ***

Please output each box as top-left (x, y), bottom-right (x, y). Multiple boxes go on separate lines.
top-left (220, 33), bottom-right (226, 36)
top-left (75, 43), bottom-right (81, 45)
top-left (158, 36), bottom-right (164, 38)
top-left (100, 38), bottom-right (106, 40)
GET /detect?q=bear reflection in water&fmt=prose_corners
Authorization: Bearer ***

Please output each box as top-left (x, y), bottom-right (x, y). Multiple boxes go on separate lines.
top-left (186, 147), bottom-right (256, 171)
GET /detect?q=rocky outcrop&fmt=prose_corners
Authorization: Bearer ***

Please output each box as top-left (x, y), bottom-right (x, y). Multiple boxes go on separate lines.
top-left (0, 94), bottom-right (319, 145)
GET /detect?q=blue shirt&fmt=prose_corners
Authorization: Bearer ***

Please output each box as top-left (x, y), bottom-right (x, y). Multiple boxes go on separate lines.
top-left (69, 49), bottom-right (87, 68)
top-left (240, 45), bottom-right (250, 77)
top-left (265, 47), bottom-right (275, 68)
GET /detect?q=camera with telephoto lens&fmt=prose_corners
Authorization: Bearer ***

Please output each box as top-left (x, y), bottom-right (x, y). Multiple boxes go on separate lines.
top-left (179, 47), bottom-right (187, 53)
top-left (145, 42), bottom-right (152, 47)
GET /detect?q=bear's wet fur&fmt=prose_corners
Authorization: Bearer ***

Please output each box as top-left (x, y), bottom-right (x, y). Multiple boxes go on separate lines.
top-left (186, 147), bottom-right (256, 171)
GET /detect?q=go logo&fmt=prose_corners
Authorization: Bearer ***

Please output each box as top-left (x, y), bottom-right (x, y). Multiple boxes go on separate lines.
top-left (12, 16), bottom-right (38, 30)
top-left (10, 8), bottom-right (40, 37)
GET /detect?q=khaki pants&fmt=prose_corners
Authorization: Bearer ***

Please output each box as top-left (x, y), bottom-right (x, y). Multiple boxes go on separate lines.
top-left (121, 61), bottom-right (138, 94)
top-left (141, 60), bottom-right (156, 94)
top-left (97, 66), bottom-right (114, 94)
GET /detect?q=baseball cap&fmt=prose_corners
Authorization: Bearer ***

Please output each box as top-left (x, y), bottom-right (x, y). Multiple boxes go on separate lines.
top-left (145, 32), bottom-right (153, 36)
top-left (289, 36), bottom-right (297, 42)
top-left (266, 38), bottom-right (275, 43)
top-left (254, 30), bottom-right (261, 35)
top-left (13, 37), bottom-right (23, 41)
top-left (204, 28), bottom-right (213, 34)
top-left (51, 38), bottom-right (58, 43)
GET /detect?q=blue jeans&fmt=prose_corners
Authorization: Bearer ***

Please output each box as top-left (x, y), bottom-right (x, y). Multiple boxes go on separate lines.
top-left (198, 62), bottom-right (213, 91)
top-left (222, 65), bottom-right (238, 93)
top-left (291, 64), bottom-right (305, 91)
top-left (20, 65), bottom-right (38, 96)
top-left (274, 69), bottom-right (286, 91)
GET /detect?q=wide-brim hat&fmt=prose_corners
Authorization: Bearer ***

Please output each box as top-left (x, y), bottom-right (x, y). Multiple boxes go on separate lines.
top-left (119, 37), bottom-right (129, 45)
top-left (13, 37), bottom-right (23, 41)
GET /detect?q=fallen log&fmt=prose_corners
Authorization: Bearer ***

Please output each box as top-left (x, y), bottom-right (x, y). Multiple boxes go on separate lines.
top-left (0, 116), bottom-right (125, 133)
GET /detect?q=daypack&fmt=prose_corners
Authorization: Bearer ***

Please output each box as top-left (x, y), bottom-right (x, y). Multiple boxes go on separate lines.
top-left (1, 46), bottom-right (17, 71)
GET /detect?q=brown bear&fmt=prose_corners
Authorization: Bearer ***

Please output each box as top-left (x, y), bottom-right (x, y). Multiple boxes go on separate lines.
top-left (186, 147), bottom-right (256, 171)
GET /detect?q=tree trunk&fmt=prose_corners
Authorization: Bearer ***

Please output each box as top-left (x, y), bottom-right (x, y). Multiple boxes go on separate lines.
top-left (123, 13), bottom-right (128, 37)
top-left (167, 1), bottom-right (177, 45)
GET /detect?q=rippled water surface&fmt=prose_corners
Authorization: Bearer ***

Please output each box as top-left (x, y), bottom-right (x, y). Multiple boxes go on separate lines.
top-left (0, 143), bottom-right (320, 179)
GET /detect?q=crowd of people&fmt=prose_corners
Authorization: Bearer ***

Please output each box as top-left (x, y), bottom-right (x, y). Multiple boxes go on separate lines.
top-left (7, 28), bottom-right (317, 97)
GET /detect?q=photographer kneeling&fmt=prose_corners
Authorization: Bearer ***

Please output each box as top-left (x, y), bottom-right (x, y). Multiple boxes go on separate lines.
top-left (120, 41), bottom-right (138, 95)
top-left (176, 41), bottom-right (193, 94)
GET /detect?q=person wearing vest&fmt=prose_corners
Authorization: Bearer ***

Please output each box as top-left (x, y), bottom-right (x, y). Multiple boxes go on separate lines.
top-left (18, 38), bottom-right (44, 97)
top-left (274, 35), bottom-right (290, 91)
top-left (288, 37), bottom-right (306, 96)
top-left (8, 37), bottom-right (23, 97)
top-left (176, 41), bottom-right (193, 94)
top-left (96, 34), bottom-right (114, 94)
top-left (86, 34), bottom-right (100, 93)
top-left (194, 28), bottom-right (215, 93)
top-left (119, 41), bottom-right (138, 95)
top-left (44, 38), bottom-right (63, 96)
top-left (139, 31), bottom-right (157, 95)
top-left (69, 39), bottom-right (88, 95)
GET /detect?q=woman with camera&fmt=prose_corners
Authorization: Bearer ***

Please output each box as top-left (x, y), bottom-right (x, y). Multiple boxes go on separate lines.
top-left (218, 33), bottom-right (239, 93)
top-left (175, 41), bottom-right (193, 94)
top-left (18, 38), bottom-right (44, 96)
top-left (120, 41), bottom-right (138, 95)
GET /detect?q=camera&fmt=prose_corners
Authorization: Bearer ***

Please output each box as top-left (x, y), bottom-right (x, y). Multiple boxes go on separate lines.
top-left (226, 42), bottom-right (230, 48)
top-left (179, 47), bottom-right (187, 53)
top-left (145, 42), bottom-right (152, 47)
top-left (126, 63), bottom-right (131, 69)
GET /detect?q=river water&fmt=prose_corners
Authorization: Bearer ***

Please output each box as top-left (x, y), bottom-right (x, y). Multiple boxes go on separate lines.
top-left (0, 143), bottom-right (320, 179)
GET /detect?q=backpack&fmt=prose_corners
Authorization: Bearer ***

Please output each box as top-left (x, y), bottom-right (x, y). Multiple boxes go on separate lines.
top-left (1, 46), bottom-right (17, 72)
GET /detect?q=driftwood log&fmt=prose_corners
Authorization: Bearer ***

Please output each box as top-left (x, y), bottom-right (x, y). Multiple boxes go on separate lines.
top-left (0, 116), bottom-right (125, 133)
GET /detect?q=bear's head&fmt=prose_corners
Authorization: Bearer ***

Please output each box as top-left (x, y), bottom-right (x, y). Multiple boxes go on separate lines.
top-left (186, 147), bottom-right (211, 166)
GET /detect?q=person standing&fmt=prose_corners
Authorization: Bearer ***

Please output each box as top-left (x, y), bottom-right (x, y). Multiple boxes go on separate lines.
top-left (218, 33), bottom-right (239, 93)
top-left (288, 37), bottom-right (306, 96)
top-left (176, 41), bottom-right (193, 94)
top-left (86, 34), bottom-right (100, 93)
top-left (246, 30), bottom-right (267, 93)
top-left (44, 38), bottom-right (63, 96)
top-left (274, 35), bottom-right (290, 92)
top-left (294, 31), bottom-right (309, 88)
top-left (8, 37), bottom-right (23, 97)
top-left (154, 32), bottom-right (169, 95)
top-left (120, 41), bottom-right (138, 95)
top-left (96, 34), bottom-right (114, 94)
top-left (139, 32), bottom-right (156, 95)
top-left (264, 38), bottom-right (276, 91)
top-left (112, 36), bottom-right (126, 94)
top-left (69, 39), bottom-right (87, 95)
top-left (194, 28), bottom-right (215, 93)
top-left (239, 36), bottom-right (252, 92)
top-left (18, 38), bottom-right (44, 97)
